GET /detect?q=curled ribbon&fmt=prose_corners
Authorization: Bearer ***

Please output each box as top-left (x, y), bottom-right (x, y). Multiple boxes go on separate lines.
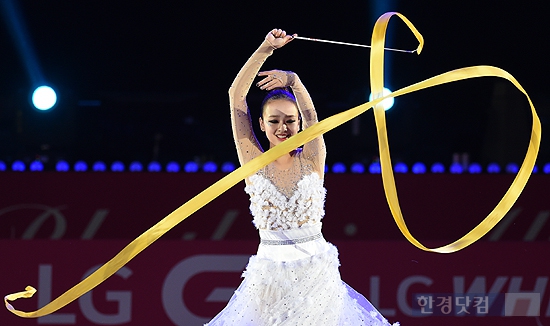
top-left (5, 12), bottom-right (541, 318)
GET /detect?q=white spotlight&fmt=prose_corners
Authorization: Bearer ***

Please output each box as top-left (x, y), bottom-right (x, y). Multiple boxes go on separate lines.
top-left (32, 85), bottom-right (57, 110)
top-left (369, 87), bottom-right (394, 111)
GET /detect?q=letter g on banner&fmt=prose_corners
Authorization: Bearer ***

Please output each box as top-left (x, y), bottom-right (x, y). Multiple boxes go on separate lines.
top-left (162, 255), bottom-right (249, 326)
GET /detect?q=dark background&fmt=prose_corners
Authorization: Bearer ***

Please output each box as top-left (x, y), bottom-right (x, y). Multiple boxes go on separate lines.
top-left (0, 0), bottom-right (548, 170)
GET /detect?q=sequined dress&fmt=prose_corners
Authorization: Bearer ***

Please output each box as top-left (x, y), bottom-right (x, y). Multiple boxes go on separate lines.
top-left (205, 37), bottom-right (399, 326)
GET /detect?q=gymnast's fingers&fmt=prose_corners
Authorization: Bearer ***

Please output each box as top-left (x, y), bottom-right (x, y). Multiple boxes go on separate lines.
top-left (260, 78), bottom-right (281, 91)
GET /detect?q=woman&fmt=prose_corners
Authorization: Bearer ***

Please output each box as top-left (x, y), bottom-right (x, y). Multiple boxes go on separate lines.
top-left (206, 29), bottom-right (399, 326)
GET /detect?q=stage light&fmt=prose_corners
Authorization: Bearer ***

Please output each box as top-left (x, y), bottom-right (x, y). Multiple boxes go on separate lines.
top-left (487, 163), bottom-right (500, 174)
top-left (350, 162), bottom-right (365, 174)
top-left (55, 160), bottom-right (69, 172)
top-left (166, 161), bottom-right (180, 173)
top-left (412, 162), bottom-right (426, 174)
top-left (369, 87), bottom-right (394, 111)
top-left (533, 165), bottom-right (538, 173)
top-left (184, 161), bottom-right (199, 173)
top-left (92, 161), bottom-right (106, 172)
top-left (0, 161), bottom-right (6, 171)
top-left (505, 163), bottom-right (518, 174)
top-left (129, 161), bottom-right (143, 172)
top-left (543, 163), bottom-right (550, 174)
top-left (394, 162), bottom-right (407, 173)
top-left (111, 161), bottom-right (125, 172)
top-left (450, 162), bottom-right (463, 174)
top-left (74, 161), bottom-right (88, 172)
top-left (369, 162), bottom-right (381, 174)
top-left (1, 0), bottom-right (55, 111)
top-left (430, 162), bottom-right (445, 173)
top-left (221, 162), bottom-right (236, 173)
top-left (32, 85), bottom-right (57, 111)
top-left (332, 162), bottom-right (346, 173)
top-left (30, 160), bottom-right (43, 171)
top-left (203, 161), bottom-right (217, 173)
top-left (468, 163), bottom-right (482, 174)
top-left (12, 160), bottom-right (25, 171)
top-left (147, 161), bottom-right (161, 172)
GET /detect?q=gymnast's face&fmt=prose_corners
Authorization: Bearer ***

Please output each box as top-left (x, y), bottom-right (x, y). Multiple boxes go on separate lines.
top-left (259, 99), bottom-right (300, 149)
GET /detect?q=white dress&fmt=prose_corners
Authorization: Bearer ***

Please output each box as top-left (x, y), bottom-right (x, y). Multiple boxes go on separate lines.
top-left (205, 153), bottom-right (399, 326)
top-left (206, 35), bottom-right (399, 325)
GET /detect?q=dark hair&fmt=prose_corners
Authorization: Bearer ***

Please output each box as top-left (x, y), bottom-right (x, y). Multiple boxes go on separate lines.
top-left (260, 87), bottom-right (298, 118)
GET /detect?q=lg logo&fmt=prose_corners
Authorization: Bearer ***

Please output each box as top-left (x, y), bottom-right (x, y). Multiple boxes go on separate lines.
top-left (37, 264), bottom-right (132, 324)
top-left (34, 255), bottom-right (249, 325)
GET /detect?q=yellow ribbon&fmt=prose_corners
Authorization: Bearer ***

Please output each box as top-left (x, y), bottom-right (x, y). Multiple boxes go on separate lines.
top-left (5, 11), bottom-right (541, 317)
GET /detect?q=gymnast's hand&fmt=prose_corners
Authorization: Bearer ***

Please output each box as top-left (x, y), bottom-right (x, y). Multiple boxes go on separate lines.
top-left (266, 29), bottom-right (296, 49)
top-left (257, 70), bottom-right (295, 91)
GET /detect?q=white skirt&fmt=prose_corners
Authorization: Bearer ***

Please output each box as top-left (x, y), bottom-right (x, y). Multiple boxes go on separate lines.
top-left (205, 223), bottom-right (399, 326)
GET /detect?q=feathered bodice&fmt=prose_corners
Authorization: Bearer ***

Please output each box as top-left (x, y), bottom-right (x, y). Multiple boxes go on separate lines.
top-left (245, 166), bottom-right (326, 230)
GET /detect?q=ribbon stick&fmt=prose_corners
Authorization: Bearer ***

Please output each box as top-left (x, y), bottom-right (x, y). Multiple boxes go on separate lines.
top-left (294, 35), bottom-right (416, 53)
top-left (5, 11), bottom-right (540, 318)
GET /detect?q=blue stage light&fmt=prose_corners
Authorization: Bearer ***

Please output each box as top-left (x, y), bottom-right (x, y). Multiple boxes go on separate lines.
top-left (111, 161), bottom-right (125, 172)
top-left (12, 160), bottom-right (25, 171)
top-left (533, 165), bottom-right (538, 173)
top-left (147, 162), bottom-right (161, 172)
top-left (369, 162), bottom-right (381, 174)
top-left (30, 160), bottom-right (43, 171)
top-left (412, 162), bottom-right (426, 174)
top-left (56, 160), bottom-right (69, 172)
top-left (74, 161), bottom-right (88, 172)
top-left (221, 162), bottom-right (236, 173)
top-left (129, 161), bottom-right (143, 172)
top-left (506, 163), bottom-right (519, 174)
top-left (430, 162), bottom-right (445, 173)
top-left (332, 162), bottom-right (346, 173)
top-left (184, 161), bottom-right (199, 173)
top-left (468, 163), bottom-right (482, 174)
top-left (450, 162), bottom-right (463, 174)
top-left (394, 162), bottom-right (408, 173)
top-left (543, 163), bottom-right (550, 174)
top-left (0, 161), bottom-right (6, 171)
top-left (1, 0), bottom-right (56, 111)
top-left (166, 161), bottom-right (180, 173)
top-left (350, 162), bottom-right (365, 174)
top-left (487, 163), bottom-right (500, 174)
top-left (92, 161), bottom-right (106, 172)
top-left (32, 85), bottom-right (57, 111)
top-left (203, 161), bottom-right (217, 172)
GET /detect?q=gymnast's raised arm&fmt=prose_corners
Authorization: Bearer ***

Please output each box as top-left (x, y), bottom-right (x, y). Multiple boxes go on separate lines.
top-left (228, 29), bottom-right (295, 166)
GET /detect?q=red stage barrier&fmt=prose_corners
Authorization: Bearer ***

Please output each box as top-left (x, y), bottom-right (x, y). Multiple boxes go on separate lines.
top-left (1, 173), bottom-right (549, 324)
